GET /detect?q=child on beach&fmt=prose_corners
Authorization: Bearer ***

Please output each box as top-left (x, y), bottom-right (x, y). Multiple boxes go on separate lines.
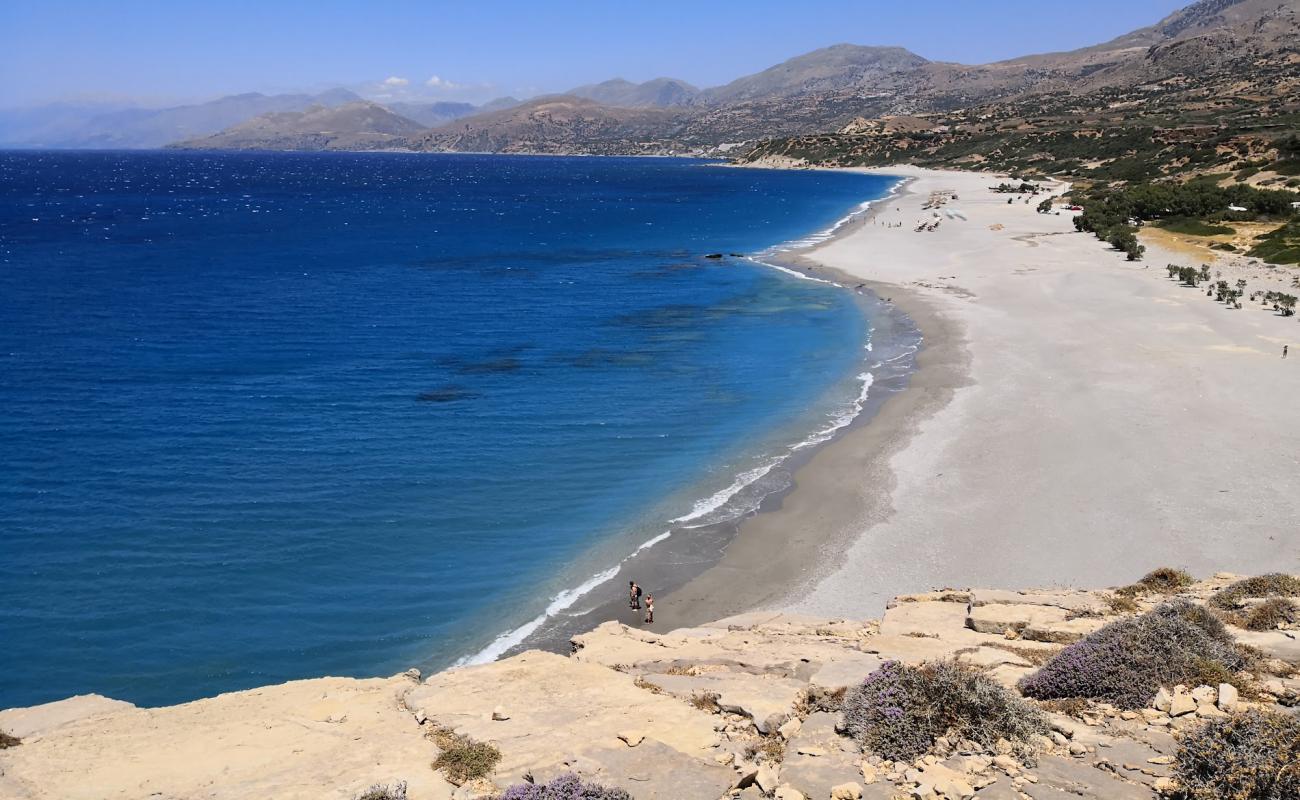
top-left (644, 593), bottom-right (654, 624)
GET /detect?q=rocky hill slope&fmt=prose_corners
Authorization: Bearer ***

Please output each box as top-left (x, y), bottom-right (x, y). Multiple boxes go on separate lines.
top-left (567, 78), bottom-right (700, 108)
top-left (2, 571), bottom-right (1296, 799)
top-left (163, 1), bottom-right (1299, 158)
top-left (170, 101), bottom-right (426, 151)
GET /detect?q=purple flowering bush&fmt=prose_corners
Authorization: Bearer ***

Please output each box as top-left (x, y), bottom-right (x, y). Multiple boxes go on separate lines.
top-left (1018, 600), bottom-right (1245, 709)
top-left (498, 773), bottom-right (633, 800)
top-left (841, 659), bottom-right (1048, 762)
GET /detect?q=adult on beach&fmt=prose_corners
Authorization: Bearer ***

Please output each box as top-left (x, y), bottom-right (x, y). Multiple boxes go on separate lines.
top-left (629, 581), bottom-right (642, 610)
top-left (644, 593), bottom-right (654, 624)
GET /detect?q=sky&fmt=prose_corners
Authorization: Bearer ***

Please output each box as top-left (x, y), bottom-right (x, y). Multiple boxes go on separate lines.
top-left (0, 0), bottom-right (1193, 109)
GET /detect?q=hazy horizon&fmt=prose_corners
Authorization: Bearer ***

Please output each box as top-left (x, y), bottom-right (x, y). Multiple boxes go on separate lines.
top-left (1, 0), bottom-right (1191, 110)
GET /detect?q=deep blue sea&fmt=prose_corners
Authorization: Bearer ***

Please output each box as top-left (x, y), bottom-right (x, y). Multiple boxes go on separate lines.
top-left (0, 151), bottom-right (896, 708)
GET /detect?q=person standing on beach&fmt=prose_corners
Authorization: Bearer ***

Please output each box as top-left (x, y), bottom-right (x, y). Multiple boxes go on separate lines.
top-left (1285, 345), bottom-right (1289, 359)
top-left (629, 581), bottom-right (641, 610)
top-left (644, 593), bottom-right (654, 624)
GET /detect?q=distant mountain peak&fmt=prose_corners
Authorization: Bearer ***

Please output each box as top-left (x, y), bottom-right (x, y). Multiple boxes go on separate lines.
top-left (567, 77), bottom-right (700, 108)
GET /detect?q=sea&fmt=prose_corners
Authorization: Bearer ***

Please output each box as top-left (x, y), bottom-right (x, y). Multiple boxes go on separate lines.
top-left (0, 151), bottom-right (901, 708)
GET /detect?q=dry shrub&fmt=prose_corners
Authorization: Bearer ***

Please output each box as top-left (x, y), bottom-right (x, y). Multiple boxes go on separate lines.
top-left (1175, 709), bottom-right (1299, 800)
top-left (1241, 597), bottom-right (1298, 631)
top-left (1103, 593), bottom-right (1140, 614)
top-left (1116, 567), bottom-right (1194, 597)
top-left (1018, 601), bottom-right (1245, 709)
top-left (842, 659), bottom-right (1048, 762)
top-left (1210, 573), bottom-right (1300, 610)
top-left (0, 730), bottom-right (20, 749)
top-left (429, 726), bottom-right (501, 785)
top-left (743, 734), bottom-right (786, 764)
top-left (355, 783), bottom-right (407, 800)
top-left (689, 691), bottom-right (720, 714)
top-left (632, 676), bottom-right (662, 694)
top-left (1185, 657), bottom-right (1260, 701)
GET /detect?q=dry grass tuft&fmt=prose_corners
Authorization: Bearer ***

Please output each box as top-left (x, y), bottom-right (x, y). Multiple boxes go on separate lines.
top-left (744, 734), bottom-right (786, 764)
top-left (689, 691), bottom-right (721, 714)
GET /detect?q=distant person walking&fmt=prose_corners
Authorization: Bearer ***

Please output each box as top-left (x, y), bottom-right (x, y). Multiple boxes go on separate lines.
top-left (1285, 345), bottom-right (1289, 359)
top-left (643, 593), bottom-right (654, 625)
top-left (629, 581), bottom-right (642, 610)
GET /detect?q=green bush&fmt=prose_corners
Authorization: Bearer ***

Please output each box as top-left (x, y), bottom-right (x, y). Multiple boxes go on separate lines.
top-left (842, 659), bottom-right (1048, 762)
top-left (430, 727), bottom-right (501, 785)
top-left (1175, 709), bottom-right (1300, 800)
top-left (1018, 601), bottom-right (1245, 709)
top-left (1210, 574), bottom-right (1300, 610)
top-left (1156, 218), bottom-right (1235, 236)
top-left (1247, 221), bottom-right (1300, 265)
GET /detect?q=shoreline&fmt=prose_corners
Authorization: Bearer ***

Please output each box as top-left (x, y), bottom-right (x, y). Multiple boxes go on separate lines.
top-left (672, 164), bottom-right (1298, 624)
top-left (656, 173), bottom-right (973, 626)
top-left (474, 175), bottom-right (918, 661)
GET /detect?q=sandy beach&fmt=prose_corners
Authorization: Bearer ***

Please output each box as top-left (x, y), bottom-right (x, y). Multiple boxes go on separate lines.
top-left (662, 165), bottom-right (1300, 625)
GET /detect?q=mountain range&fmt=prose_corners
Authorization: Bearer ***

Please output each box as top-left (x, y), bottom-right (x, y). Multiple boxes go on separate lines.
top-left (6, 0), bottom-right (1298, 160)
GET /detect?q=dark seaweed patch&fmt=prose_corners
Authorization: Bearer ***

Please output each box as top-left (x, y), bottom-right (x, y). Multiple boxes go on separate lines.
top-left (417, 386), bottom-right (478, 403)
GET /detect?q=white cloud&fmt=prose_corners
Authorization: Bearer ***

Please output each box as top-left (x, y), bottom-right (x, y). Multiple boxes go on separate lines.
top-left (426, 75), bottom-right (460, 89)
top-left (383, 76), bottom-right (410, 87)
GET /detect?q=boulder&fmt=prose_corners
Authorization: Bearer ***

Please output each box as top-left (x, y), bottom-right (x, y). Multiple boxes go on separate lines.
top-left (1217, 682), bottom-right (1238, 712)
top-left (831, 782), bottom-right (864, 799)
top-left (1168, 692), bottom-right (1196, 717)
top-left (1152, 687), bottom-right (1172, 712)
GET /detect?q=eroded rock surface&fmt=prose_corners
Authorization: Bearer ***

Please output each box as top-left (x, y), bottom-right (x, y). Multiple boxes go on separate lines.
top-left (1, 575), bottom-right (1296, 799)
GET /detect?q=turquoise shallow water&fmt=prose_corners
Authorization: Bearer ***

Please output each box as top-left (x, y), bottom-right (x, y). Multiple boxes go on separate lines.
top-left (0, 151), bottom-right (897, 707)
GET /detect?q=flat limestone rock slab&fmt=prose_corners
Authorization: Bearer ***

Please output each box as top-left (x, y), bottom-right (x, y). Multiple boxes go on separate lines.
top-left (0, 694), bottom-right (136, 739)
top-left (966, 603), bottom-right (1104, 643)
top-left (880, 599), bottom-right (973, 638)
top-left (970, 589), bottom-right (1106, 613)
top-left (1024, 755), bottom-right (1151, 800)
top-left (541, 739), bottom-right (734, 800)
top-left (0, 676), bottom-right (450, 800)
top-left (640, 671), bottom-right (805, 733)
top-left (809, 655), bottom-right (885, 693)
top-left (407, 651), bottom-right (720, 782)
top-left (781, 750), bottom-right (866, 800)
top-left (1228, 627), bottom-right (1300, 662)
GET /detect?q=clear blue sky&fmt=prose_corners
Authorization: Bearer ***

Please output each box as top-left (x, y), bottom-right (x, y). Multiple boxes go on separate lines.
top-left (0, 0), bottom-right (1191, 108)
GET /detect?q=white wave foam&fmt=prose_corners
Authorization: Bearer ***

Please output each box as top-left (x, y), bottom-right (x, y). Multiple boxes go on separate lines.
top-left (455, 180), bottom-right (911, 669)
top-left (791, 371), bottom-right (874, 451)
top-left (455, 528), bottom-right (675, 667)
top-left (670, 460), bottom-right (784, 526)
top-left (456, 563), bottom-right (622, 666)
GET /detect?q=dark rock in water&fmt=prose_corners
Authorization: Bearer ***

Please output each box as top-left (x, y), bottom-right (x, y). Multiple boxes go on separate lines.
top-left (728, 252), bottom-right (745, 257)
top-left (417, 386), bottom-right (477, 403)
top-left (704, 253), bottom-right (723, 259)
